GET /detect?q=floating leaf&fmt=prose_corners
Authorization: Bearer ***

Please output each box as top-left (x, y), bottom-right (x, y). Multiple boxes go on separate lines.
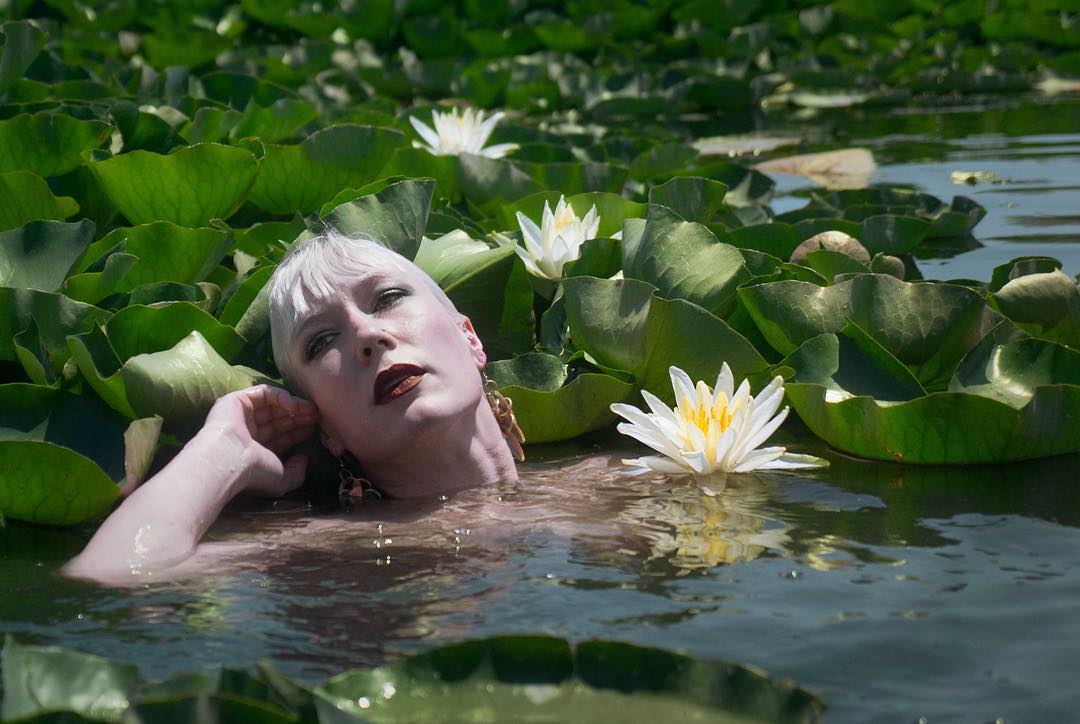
top-left (2, 636), bottom-right (139, 720)
top-left (991, 269), bottom-right (1080, 349)
top-left (0, 287), bottom-right (108, 368)
top-left (415, 231), bottom-right (534, 360)
top-left (564, 276), bottom-right (769, 403)
top-left (0, 171), bottom-right (79, 232)
top-left (120, 331), bottom-right (265, 435)
top-left (740, 274), bottom-right (999, 390)
top-left (647, 176), bottom-right (728, 223)
top-left (319, 178), bottom-right (435, 260)
top-left (0, 219), bottom-right (95, 291)
top-left (487, 352), bottom-right (636, 443)
top-left (784, 328), bottom-right (1080, 464)
top-left (91, 143), bottom-right (259, 226)
top-left (0, 112), bottom-right (110, 177)
top-left (622, 205), bottom-right (749, 318)
top-left (0, 20), bottom-right (46, 94)
top-left (246, 125), bottom-right (407, 215)
top-left (86, 222), bottom-right (234, 292)
top-left (315, 636), bottom-right (823, 723)
top-left (0, 385), bottom-right (128, 524)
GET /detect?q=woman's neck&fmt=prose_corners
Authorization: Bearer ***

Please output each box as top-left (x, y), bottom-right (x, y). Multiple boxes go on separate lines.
top-left (361, 397), bottom-right (518, 498)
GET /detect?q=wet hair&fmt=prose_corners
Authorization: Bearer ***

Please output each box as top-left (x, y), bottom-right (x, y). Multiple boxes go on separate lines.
top-left (268, 229), bottom-right (461, 389)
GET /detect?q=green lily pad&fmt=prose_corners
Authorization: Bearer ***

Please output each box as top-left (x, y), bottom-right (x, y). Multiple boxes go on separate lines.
top-left (0, 219), bottom-right (95, 291)
top-left (246, 125), bottom-right (407, 215)
top-left (740, 274), bottom-right (999, 390)
top-left (83, 222), bottom-right (234, 293)
top-left (314, 636), bottom-right (824, 723)
top-left (486, 352), bottom-right (636, 443)
top-left (990, 269), bottom-right (1080, 349)
top-left (0, 287), bottom-right (108, 368)
top-left (623, 205), bottom-right (750, 318)
top-left (61, 252), bottom-right (138, 305)
top-left (91, 143), bottom-right (259, 226)
top-left (520, 160), bottom-right (629, 197)
top-left (0, 384), bottom-right (130, 524)
top-left (319, 178), bottom-right (435, 260)
top-left (859, 214), bottom-right (931, 256)
top-left (68, 304), bottom-right (246, 421)
top-left (988, 255), bottom-right (1063, 293)
top-left (2, 636), bottom-right (139, 721)
top-left (784, 328), bottom-right (1080, 464)
top-left (725, 223), bottom-right (803, 261)
top-left (121, 331), bottom-right (265, 435)
top-left (379, 147), bottom-right (461, 203)
top-left (0, 20), bottom-right (46, 94)
top-left (564, 276), bottom-right (770, 404)
top-left (455, 153), bottom-right (544, 217)
top-left (648, 176), bottom-right (728, 224)
top-left (0, 112), bottom-right (110, 177)
top-left (105, 302), bottom-right (244, 363)
top-left (0, 171), bottom-right (79, 232)
top-left (415, 230), bottom-right (535, 360)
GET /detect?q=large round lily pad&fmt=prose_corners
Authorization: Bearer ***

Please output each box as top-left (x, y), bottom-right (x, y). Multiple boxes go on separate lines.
top-left (314, 636), bottom-right (825, 723)
top-left (90, 143), bottom-right (260, 226)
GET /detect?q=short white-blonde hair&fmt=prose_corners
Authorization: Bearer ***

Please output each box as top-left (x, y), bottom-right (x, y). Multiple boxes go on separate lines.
top-left (268, 229), bottom-right (460, 388)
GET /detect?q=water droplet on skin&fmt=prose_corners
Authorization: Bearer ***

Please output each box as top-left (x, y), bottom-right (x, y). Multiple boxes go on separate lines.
top-left (357, 697), bottom-right (370, 709)
top-left (382, 682), bottom-right (396, 699)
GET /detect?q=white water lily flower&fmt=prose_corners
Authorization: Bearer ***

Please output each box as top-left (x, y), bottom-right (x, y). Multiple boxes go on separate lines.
top-left (408, 107), bottom-right (518, 158)
top-left (610, 364), bottom-right (827, 476)
top-left (514, 195), bottom-right (600, 280)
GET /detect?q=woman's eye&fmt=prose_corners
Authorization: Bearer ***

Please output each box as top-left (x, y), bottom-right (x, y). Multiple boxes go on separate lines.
top-left (374, 288), bottom-right (408, 311)
top-left (305, 332), bottom-right (335, 360)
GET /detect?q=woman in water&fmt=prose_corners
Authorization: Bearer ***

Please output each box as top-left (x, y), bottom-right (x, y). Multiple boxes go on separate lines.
top-left (64, 230), bottom-right (524, 583)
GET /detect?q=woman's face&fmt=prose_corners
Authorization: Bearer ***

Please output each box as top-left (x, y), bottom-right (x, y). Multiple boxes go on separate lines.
top-left (287, 265), bottom-right (486, 463)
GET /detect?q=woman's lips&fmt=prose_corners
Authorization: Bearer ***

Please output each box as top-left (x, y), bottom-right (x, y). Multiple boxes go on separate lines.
top-left (374, 364), bottom-right (426, 405)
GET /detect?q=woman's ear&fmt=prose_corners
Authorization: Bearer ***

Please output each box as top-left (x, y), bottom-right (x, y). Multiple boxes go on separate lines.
top-left (320, 428), bottom-right (346, 458)
top-left (461, 318), bottom-right (487, 367)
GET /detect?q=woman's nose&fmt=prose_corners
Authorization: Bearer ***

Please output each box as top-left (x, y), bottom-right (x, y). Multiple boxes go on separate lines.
top-left (351, 314), bottom-right (393, 361)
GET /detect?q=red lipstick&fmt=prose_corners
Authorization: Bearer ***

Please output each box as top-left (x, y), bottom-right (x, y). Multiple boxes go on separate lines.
top-left (374, 364), bottom-right (425, 405)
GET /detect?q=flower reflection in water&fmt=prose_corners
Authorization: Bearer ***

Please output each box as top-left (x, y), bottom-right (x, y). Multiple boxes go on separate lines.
top-left (620, 475), bottom-right (790, 570)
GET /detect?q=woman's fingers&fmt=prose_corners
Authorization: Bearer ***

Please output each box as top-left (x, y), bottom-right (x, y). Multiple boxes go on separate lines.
top-left (264, 422), bottom-right (317, 455)
top-left (238, 385), bottom-right (318, 443)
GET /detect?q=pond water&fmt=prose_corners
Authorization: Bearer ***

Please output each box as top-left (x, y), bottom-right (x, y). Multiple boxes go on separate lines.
top-left (3, 95), bottom-right (1080, 724)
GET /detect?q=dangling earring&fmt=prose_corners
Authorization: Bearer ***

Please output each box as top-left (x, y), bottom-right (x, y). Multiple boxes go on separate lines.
top-left (338, 453), bottom-right (381, 504)
top-left (483, 372), bottom-right (526, 462)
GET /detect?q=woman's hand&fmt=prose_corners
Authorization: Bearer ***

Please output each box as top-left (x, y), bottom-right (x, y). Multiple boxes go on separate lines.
top-left (64, 385), bottom-right (320, 584)
top-left (203, 385), bottom-right (320, 497)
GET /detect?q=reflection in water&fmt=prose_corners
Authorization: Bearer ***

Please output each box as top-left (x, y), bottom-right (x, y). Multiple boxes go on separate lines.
top-left (619, 477), bottom-right (790, 570)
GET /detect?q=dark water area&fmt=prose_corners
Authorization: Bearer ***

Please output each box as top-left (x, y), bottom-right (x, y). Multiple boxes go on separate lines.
top-left (3, 96), bottom-right (1080, 723)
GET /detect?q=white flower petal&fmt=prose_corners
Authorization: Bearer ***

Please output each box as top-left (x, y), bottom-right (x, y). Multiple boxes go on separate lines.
top-left (409, 116), bottom-right (442, 152)
top-left (640, 389), bottom-right (677, 423)
top-left (733, 446), bottom-right (786, 473)
top-left (714, 362), bottom-right (735, 404)
top-left (481, 143), bottom-right (518, 158)
top-left (739, 406), bottom-right (790, 457)
top-left (621, 455), bottom-right (691, 475)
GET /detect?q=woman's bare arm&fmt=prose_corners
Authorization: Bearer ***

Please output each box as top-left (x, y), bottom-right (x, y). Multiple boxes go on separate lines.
top-left (63, 385), bottom-right (318, 584)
